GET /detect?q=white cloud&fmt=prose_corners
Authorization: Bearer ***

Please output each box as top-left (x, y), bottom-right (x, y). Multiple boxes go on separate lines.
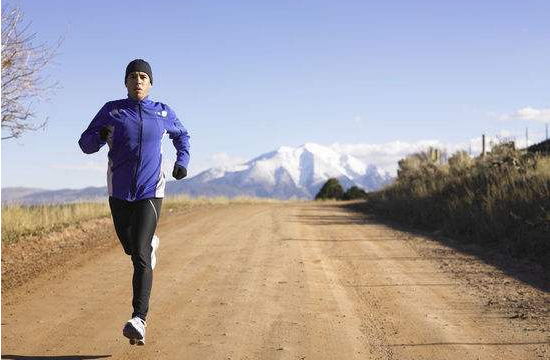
top-left (331, 140), bottom-right (445, 176)
top-left (330, 127), bottom-right (550, 177)
top-left (331, 139), bottom-right (489, 176)
top-left (498, 107), bottom-right (550, 122)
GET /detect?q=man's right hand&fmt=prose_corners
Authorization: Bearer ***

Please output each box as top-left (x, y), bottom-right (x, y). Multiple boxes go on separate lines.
top-left (99, 125), bottom-right (114, 142)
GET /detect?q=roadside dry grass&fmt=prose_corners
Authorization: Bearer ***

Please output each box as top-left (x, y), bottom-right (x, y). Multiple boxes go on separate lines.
top-left (1, 195), bottom-right (293, 244)
top-left (1, 202), bottom-right (111, 243)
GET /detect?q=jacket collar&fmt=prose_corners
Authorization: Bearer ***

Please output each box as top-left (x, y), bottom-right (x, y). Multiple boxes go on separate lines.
top-left (126, 95), bottom-right (153, 105)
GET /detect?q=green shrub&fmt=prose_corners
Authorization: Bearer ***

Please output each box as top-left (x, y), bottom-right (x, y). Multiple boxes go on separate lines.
top-left (315, 178), bottom-right (344, 200)
top-left (364, 142), bottom-right (550, 268)
top-left (342, 185), bottom-right (367, 200)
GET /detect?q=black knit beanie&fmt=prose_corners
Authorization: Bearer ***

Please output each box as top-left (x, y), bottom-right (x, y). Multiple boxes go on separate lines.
top-left (125, 59), bottom-right (153, 85)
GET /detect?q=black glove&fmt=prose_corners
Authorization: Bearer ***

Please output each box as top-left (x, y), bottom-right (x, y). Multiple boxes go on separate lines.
top-left (172, 164), bottom-right (187, 180)
top-left (99, 125), bottom-right (113, 142)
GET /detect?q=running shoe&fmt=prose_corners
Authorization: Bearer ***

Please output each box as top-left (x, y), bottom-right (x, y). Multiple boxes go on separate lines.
top-left (123, 316), bottom-right (146, 345)
top-left (151, 234), bottom-right (160, 270)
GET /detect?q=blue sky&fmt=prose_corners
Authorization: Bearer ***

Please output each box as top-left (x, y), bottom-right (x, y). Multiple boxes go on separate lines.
top-left (2, 0), bottom-right (549, 189)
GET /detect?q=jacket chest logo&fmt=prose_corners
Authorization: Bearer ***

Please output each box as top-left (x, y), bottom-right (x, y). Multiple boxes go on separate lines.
top-left (110, 108), bottom-right (126, 116)
top-left (156, 110), bottom-right (168, 117)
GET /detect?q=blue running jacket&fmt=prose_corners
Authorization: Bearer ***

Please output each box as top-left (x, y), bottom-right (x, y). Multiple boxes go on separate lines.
top-left (78, 96), bottom-right (190, 201)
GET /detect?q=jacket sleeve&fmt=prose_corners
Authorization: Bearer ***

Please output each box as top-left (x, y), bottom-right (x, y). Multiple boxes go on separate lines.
top-left (165, 107), bottom-right (191, 169)
top-left (78, 103), bottom-right (110, 154)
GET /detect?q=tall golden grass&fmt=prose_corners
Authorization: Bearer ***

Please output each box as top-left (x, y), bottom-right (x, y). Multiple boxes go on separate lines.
top-left (1, 195), bottom-right (291, 243)
top-left (1, 201), bottom-right (111, 243)
top-left (364, 142), bottom-right (550, 266)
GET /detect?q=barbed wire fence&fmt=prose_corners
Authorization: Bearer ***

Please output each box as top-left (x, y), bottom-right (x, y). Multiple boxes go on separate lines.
top-left (477, 124), bottom-right (548, 156)
top-left (401, 123), bottom-right (549, 167)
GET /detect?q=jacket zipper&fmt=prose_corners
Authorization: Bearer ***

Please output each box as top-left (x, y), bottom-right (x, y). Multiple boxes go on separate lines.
top-left (130, 103), bottom-right (144, 199)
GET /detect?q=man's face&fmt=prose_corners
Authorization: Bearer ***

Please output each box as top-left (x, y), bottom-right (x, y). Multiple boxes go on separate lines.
top-left (125, 71), bottom-right (151, 101)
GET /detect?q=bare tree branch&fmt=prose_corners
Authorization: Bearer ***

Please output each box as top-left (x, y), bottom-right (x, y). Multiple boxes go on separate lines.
top-left (1, 5), bottom-right (64, 141)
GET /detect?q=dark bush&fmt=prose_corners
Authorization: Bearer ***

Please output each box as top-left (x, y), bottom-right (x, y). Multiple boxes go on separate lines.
top-left (315, 178), bottom-right (344, 200)
top-left (342, 185), bottom-right (367, 200)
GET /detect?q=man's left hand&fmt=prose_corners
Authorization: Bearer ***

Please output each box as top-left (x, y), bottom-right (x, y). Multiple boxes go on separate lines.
top-left (172, 164), bottom-right (187, 180)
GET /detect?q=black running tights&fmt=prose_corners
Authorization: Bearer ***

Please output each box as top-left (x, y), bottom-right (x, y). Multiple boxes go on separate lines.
top-left (108, 196), bottom-right (162, 321)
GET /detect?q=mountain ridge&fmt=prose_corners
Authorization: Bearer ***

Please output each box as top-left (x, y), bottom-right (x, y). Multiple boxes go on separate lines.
top-left (2, 142), bottom-right (394, 205)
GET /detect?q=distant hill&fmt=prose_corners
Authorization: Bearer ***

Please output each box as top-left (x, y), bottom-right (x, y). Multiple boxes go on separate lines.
top-left (1, 187), bottom-right (46, 203)
top-left (1, 186), bottom-right (108, 205)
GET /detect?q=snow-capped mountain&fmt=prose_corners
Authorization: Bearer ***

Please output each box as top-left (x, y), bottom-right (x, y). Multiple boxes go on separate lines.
top-left (2, 142), bottom-right (394, 204)
top-left (167, 142), bottom-right (393, 199)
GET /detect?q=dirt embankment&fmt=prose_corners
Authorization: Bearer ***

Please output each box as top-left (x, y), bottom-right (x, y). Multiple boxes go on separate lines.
top-left (2, 217), bottom-right (116, 291)
top-left (1, 203), bottom-right (229, 291)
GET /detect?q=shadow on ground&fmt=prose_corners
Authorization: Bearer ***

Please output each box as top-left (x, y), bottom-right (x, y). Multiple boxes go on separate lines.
top-left (302, 200), bottom-right (549, 293)
top-left (1, 356), bottom-right (111, 360)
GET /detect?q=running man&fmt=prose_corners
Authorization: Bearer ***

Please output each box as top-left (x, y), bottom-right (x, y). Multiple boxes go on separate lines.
top-left (78, 59), bottom-right (190, 345)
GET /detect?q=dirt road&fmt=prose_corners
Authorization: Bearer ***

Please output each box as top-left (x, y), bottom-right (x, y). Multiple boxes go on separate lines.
top-left (2, 202), bottom-right (548, 359)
